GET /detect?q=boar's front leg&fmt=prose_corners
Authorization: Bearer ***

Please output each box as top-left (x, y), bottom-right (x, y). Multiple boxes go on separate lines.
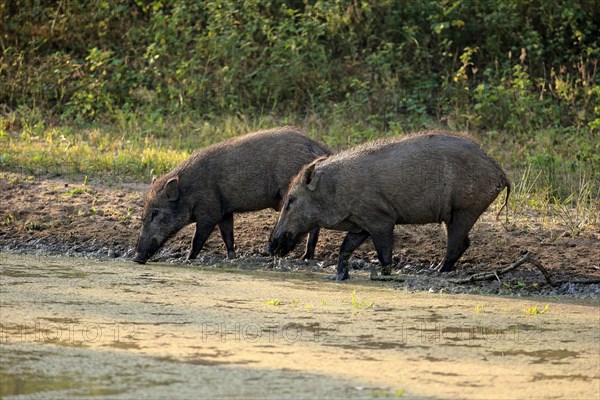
top-left (332, 229), bottom-right (370, 281)
top-left (218, 213), bottom-right (236, 259)
top-left (188, 220), bottom-right (217, 260)
top-left (301, 228), bottom-right (320, 261)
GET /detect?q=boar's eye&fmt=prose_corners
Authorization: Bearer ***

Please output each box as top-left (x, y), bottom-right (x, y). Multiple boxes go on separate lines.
top-left (150, 209), bottom-right (160, 221)
top-left (286, 196), bottom-right (296, 210)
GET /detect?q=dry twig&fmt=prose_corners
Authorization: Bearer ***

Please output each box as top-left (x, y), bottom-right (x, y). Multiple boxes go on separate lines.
top-left (448, 252), bottom-right (532, 284)
top-left (370, 251), bottom-right (600, 287)
top-left (448, 252), bottom-right (599, 286)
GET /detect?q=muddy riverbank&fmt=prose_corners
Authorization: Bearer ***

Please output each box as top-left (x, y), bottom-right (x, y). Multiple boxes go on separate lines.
top-left (1, 172), bottom-right (599, 299)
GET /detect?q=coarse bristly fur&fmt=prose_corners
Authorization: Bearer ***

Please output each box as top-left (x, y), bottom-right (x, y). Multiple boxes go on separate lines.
top-left (271, 130), bottom-right (510, 280)
top-left (134, 126), bottom-right (331, 263)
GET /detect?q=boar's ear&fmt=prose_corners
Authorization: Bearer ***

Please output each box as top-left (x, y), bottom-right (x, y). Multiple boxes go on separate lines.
top-left (303, 163), bottom-right (321, 191)
top-left (164, 177), bottom-right (179, 202)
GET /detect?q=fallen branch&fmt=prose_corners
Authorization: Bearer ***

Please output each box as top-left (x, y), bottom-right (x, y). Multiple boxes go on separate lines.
top-left (370, 251), bottom-right (600, 287)
top-left (526, 255), bottom-right (554, 285)
top-left (448, 252), bottom-right (532, 284)
top-left (449, 252), bottom-right (600, 287)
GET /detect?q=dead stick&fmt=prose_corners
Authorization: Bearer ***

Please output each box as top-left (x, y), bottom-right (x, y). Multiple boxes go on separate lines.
top-left (527, 255), bottom-right (554, 285)
top-left (448, 252), bottom-right (532, 284)
top-left (493, 271), bottom-right (502, 285)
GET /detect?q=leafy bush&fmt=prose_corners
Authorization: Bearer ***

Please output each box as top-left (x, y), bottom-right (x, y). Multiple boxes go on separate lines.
top-left (0, 0), bottom-right (598, 207)
top-left (1, 0), bottom-right (597, 129)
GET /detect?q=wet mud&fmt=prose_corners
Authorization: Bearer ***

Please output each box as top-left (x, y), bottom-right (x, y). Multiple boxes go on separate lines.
top-left (1, 254), bottom-right (598, 399)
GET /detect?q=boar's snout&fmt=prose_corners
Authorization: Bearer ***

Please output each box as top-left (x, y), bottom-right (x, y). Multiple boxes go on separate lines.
top-left (133, 237), bottom-right (160, 264)
top-left (268, 231), bottom-right (299, 257)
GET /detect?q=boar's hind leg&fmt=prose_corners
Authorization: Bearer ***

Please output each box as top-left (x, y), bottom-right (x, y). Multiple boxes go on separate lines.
top-left (438, 210), bottom-right (477, 272)
top-left (370, 227), bottom-right (395, 275)
top-left (301, 228), bottom-right (320, 261)
top-left (332, 230), bottom-right (370, 281)
top-left (218, 213), bottom-right (236, 259)
top-left (188, 221), bottom-right (217, 260)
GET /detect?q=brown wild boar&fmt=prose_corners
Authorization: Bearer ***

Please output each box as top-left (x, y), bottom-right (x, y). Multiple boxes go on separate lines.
top-left (133, 127), bottom-right (330, 264)
top-left (269, 132), bottom-right (510, 280)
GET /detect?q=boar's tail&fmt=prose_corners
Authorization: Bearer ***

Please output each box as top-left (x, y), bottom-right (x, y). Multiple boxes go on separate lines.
top-left (496, 180), bottom-right (511, 221)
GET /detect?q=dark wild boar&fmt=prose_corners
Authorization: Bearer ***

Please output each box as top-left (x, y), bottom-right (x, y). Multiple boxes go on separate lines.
top-left (133, 127), bottom-right (330, 264)
top-left (269, 132), bottom-right (510, 280)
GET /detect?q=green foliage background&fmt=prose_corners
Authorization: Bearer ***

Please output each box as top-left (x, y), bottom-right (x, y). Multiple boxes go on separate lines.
top-left (2, 0), bottom-right (598, 128)
top-left (0, 0), bottom-right (598, 209)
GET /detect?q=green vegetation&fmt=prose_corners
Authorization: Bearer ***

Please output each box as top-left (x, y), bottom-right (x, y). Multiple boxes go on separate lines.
top-left (475, 304), bottom-right (486, 315)
top-left (265, 298), bottom-right (282, 306)
top-left (0, 1), bottom-right (598, 233)
top-left (371, 388), bottom-right (406, 398)
top-left (524, 304), bottom-right (549, 316)
top-left (351, 290), bottom-right (375, 309)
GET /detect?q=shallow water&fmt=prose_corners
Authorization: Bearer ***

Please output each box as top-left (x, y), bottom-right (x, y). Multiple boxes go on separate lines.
top-left (0, 253), bottom-right (598, 399)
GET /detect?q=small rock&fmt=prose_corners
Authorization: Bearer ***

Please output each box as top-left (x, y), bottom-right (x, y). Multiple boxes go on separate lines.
top-left (317, 260), bottom-right (336, 268)
top-left (304, 259), bottom-right (318, 267)
top-left (108, 248), bottom-right (119, 258)
top-left (349, 257), bottom-right (369, 270)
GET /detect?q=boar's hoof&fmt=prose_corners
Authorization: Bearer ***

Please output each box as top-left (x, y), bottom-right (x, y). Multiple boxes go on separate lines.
top-left (226, 250), bottom-right (236, 259)
top-left (381, 264), bottom-right (392, 275)
top-left (436, 261), bottom-right (454, 273)
top-left (329, 272), bottom-right (350, 281)
top-left (132, 256), bottom-right (147, 265)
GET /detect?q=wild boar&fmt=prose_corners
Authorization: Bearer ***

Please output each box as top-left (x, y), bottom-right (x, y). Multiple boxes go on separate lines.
top-left (269, 132), bottom-right (510, 280)
top-left (133, 127), bottom-right (330, 264)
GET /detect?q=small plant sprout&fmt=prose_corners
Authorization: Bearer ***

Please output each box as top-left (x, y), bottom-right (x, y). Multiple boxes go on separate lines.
top-left (321, 299), bottom-right (327, 306)
top-left (541, 304), bottom-right (549, 314)
top-left (525, 306), bottom-right (538, 315)
top-left (305, 303), bottom-right (312, 310)
top-left (525, 304), bottom-right (549, 315)
top-left (351, 290), bottom-right (374, 309)
top-left (4, 214), bottom-right (15, 225)
top-left (63, 177), bottom-right (91, 197)
top-left (370, 388), bottom-right (405, 398)
top-left (291, 299), bottom-right (299, 307)
top-left (475, 304), bottom-right (486, 315)
top-left (265, 299), bottom-right (281, 306)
